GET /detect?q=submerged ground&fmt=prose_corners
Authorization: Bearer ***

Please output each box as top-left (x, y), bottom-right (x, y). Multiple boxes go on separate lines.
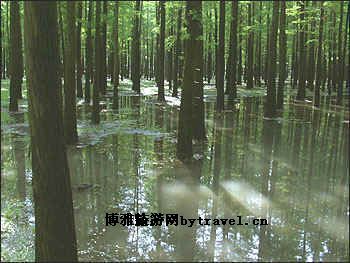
top-left (1, 79), bottom-right (349, 261)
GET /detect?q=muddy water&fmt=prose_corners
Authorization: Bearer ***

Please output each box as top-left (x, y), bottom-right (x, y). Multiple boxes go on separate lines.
top-left (1, 80), bottom-right (349, 261)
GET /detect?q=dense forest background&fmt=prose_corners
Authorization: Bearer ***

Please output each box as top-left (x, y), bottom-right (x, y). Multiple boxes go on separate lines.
top-left (1, 1), bottom-right (349, 262)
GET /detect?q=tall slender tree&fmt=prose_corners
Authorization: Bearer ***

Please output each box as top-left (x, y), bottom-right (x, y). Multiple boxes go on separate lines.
top-left (264, 1), bottom-right (279, 118)
top-left (113, 1), bottom-right (120, 109)
top-left (191, 1), bottom-right (205, 141)
top-left (247, 2), bottom-right (254, 89)
top-left (101, 1), bottom-right (107, 95)
top-left (63, 1), bottom-right (78, 144)
top-left (297, 1), bottom-right (306, 100)
top-left (207, 9), bottom-right (213, 84)
top-left (314, 3), bottom-right (325, 108)
top-left (177, 1), bottom-right (202, 161)
top-left (277, 1), bottom-right (286, 109)
top-left (336, 1), bottom-right (344, 105)
top-left (9, 1), bottom-right (23, 111)
top-left (92, 1), bottom-right (101, 124)
top-left (226, 1), bottom-right (238, 100)
top-left (158, 0), bottom-right (165, 101)
top-left (76, 1), bottom-right (83, 98)
top-left (131, 1), bottom-right (141, 93)
top-left (24, 2), bottom-right (77, 260)
top-left (85, 0), bottom-right (93, 103)
top-left (172, 6), bottom-right (182, 97)
top-left (216, 1), bottom-right (225, 112)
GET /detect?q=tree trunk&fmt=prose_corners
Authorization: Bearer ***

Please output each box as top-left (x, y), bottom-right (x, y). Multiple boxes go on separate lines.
top-left (207, 9), bottom-right (213, 84)
top-left (306, 1), bottom-right (317, 92)
top-left (214, 4), bottom-right (218, 85)
top-left (167, 25), bottom-right (173, 92)
top-left (9, 1), bottom-right (23, 111)
top-left (76, 1), bottom-right (83, 98)
top-left (85, 0), bottom-right (93, 103)
top-left (264, 1), bottom-right (279, 118)
top-left (63, 1), bottom-right (78, 144)
top-left (314, 3), bottom-right (324, 107)
top-left (23, 2), bottom-right (78, 261)
top-left (256, 1), bottom-right (262, 86)
top-left (226, 1), bottom-right (238, 100)
top-left (177, 1), bottom-right (201, 161)
top-left (216, 1), bottom-right (225, 112)
top-left (92, 1), bottom-right (101, 124)
top-left (131, 1), bottom-right (141, 93)
top-left (247, 2), bottom-right (254, 89)
top-left (158, 0), bottom-right (165, 101)
top-left (113, 1), bottom-right (120, 109)
top-left (277, 1), bottom-right (286, 109)
top-left (297, 1), bottom-right (306, 100)
top-left (191, 1), bottom-right (205, 141)
top-left (263, 5), bottom-right (270, 83)
top-left (336, 1), bottom-right (344, 105)
top-left (172, 7), bottom-right (182, 97)
top-left (101, 1), bottom-right (107, 95)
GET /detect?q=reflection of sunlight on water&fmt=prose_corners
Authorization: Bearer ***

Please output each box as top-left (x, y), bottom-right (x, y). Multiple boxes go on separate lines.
top-left (220, 180), bottom-right (272, 217)
top-left (320, 217), bottom-right (349, 242)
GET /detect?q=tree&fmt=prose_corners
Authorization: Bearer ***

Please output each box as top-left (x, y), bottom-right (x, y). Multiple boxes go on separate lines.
top-left (264, 1), bottom-right (279, 118)
top-left (84, 0), bottom-right (93, 103)
top-left (191, 1), bottom-right (205, 141)
top-left (101, 1), bottom-right (107, 95)
top-left (336, 1), bottom-right (344, 105)
top-left (226, 1), bottom-right (238, 100)
top-left (314, 2), bottom-right (324, 108)
top-left (92, 1), bottom-right (101, 124)
top-left (247, 2), bottom-right (254, 89)
top-left (206, 9), bottom-right (213, 84)
top-left (296, 1), bottom-right (306, 100)
top-left (216, 1), bottom-right (225, 112)
top-left (177, 1), bottom-right (200, 161)
top-left (76, 1), bottom-right (83, 98)
top-left (112, 1), bottom-right (120, 109)
top-left (306, 1), bottom-right (317, 92)
top-left (131, 1), bottom-right (141, 93)
top-left (63, 1), bottom-right (78, 144)
top-left (23, 2), bottom-right (77, 261)
top-left (9, 1), bottom-right (23, 111)
top-left (277, 1), bottom-right (286, 109)
top-left (172, 6), bottom-right (182, 97)
top-left (158, 0), bottom-right (165, 102)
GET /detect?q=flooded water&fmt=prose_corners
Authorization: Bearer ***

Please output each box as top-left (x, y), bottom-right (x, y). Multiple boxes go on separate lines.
top-left (1, 79), bottom-right (349, 261)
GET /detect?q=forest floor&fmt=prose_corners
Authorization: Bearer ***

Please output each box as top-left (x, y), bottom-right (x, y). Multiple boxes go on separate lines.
top-left (1, 79), bottom-right (349, 261)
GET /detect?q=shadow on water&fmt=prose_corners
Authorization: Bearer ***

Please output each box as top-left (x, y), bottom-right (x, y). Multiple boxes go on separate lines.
top-left (1, 81), bottom-right (349, 261)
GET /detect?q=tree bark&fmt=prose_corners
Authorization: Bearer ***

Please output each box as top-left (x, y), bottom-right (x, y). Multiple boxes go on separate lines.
top-left (336, 1), bottom-right (344, 105)
top-left (277, 1), bottom-right (286, 109)
top-left (158, 0), bottom-right (165, 101)
top-left (226, 1), bottom-right (238, 100)
top-left (264, 1), bottom-right (279, 118)
top-left (191, 1), bottom-right (205, 141)
top-left (247, 2), bottom-right (254, 89)
top-left (297, 1), bottom-right (306, 100)
top-left (92, 1), bottom-right (101, 124)
top-left (314, 3), bottom-right (324, 107)
top-left (76, 1), bottom-right (83, 98)
top-left (131, 1), bottom-right (141, 93)
top-left (63, 1), bottom-right (78, 144)
top-left (113, 1), bottom-right (120, 109)
top-left (177, 1), bottom-right (199, 161)
top-left (9, 1), bottom-right (23, 111)
top-left (172, 7), bottom-right (182, 97)
top-left (216, 1), bottom-right (225, 112)
top-left (23, 2), bottom-right (78, 261)
top-left (85, 0), bottom-right (93, 103)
